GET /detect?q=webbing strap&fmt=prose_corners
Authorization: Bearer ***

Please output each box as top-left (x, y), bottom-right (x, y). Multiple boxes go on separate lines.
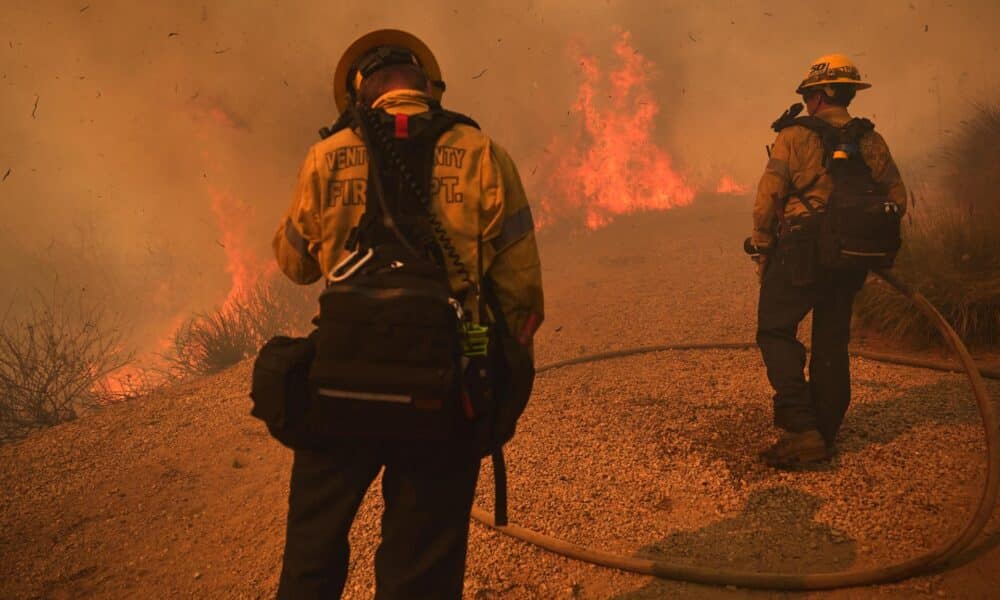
top-left (480, 254), bottom-right (521, 527)
top-left (394, 113), bottom-right (409, 139)
top-left (492, 450), bottom-right (509, 526)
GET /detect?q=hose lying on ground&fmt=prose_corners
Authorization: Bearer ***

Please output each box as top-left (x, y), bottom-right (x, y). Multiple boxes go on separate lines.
top-left (471, 270), bottom-right (999, 590)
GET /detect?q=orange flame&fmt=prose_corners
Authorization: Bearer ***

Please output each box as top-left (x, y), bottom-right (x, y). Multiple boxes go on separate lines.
top-left (208, 187), bottom-right (273, 313)
top-left (716, 174), bottom-right (749, 195)
top-left (537, 30), bottom-right (695, 230)
top-left (197, 96), bottom-right (273, 314)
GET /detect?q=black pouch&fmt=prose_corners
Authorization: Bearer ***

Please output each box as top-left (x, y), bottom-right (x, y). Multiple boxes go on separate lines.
top-left (818, 188), bottom-right (901, 270)
top-left (485, 328), bottom-right (535, 452)
top-left (475, 282), bottom-right (536, 454)
top-left (249, 333), bottom-right (319, 449)
top-left (308, 256), bottom-right (468, 442)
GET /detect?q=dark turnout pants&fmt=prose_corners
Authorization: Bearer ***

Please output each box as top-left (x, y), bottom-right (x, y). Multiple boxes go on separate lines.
top-left (277, 439), bottom-right (481, 600)
top-left (756, 234), bottom-right (867, 444)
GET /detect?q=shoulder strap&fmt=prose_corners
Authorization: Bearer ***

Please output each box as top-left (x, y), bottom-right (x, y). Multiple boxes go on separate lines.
top-left (321, 103), bottom-right (479, 141)
top-left (779, 115), bottom-right (875, 150)
top-left (362, 106), bottom-right (482, 298)
top-left (777, 115), bottom-right (838, 136)
top-left (426, 100), bottom-right (481, 130)
top-left (399, 106), bottom-right (480, 143)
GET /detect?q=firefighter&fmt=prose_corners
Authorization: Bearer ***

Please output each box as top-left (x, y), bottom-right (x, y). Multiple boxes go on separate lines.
top-left (752, 54), bottom-right (907, 468)
top-left (271, 29), bottom-right (543, 598)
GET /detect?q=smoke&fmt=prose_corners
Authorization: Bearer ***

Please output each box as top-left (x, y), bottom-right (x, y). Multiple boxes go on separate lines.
top-left (1, 0), bottom-right (998, 354)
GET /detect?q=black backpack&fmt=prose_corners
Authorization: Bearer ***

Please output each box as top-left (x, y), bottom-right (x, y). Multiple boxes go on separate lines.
top-left (773, 109), bottom-right (902, 270)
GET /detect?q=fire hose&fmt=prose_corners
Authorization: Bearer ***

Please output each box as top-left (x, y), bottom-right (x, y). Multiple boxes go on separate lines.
top-left (470, 269), bottom-right (999, 590)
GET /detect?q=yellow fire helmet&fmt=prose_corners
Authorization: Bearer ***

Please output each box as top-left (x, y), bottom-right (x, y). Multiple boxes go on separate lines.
top-left (795, 53), bottom-right (872, 95)
top-left (333, 29), bottom-right (444, 112)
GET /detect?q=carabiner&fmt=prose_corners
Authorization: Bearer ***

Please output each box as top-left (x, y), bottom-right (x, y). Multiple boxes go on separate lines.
top-left (328, 248), bottom-right (375, 282)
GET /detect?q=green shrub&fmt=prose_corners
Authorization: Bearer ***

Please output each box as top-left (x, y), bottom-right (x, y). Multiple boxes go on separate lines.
top-left (854, 103), bottom-right (1000, 348)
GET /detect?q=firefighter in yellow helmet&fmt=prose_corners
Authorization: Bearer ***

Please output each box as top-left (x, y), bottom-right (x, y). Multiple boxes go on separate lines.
top-left (272, 30), bottom-right (543, 598)
top-left (750, 54), bottom-right (907, 468)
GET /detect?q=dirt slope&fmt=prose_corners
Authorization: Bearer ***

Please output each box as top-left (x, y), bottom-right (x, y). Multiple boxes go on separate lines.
top-left (2, 197), bottom-right (999, 599)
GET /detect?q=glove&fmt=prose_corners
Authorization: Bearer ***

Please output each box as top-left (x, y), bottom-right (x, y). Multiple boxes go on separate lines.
top-left (754, 255), bottom-right (768, 283)
top-left (743, 237), bottom-right (771, 283)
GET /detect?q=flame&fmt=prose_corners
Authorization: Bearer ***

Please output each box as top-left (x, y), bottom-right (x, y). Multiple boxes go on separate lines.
top-left (208, 187), bottom-right (274, 312)
top-left (716, 174), bottom-right (749, 194)
top-left (197, 96), bottom-right (273, 313)
top-left (537, 30), bottom-right (695, 230)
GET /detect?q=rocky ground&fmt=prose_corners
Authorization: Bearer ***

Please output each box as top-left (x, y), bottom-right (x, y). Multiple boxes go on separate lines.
top-left (2, 195), bottom-right (999, 599)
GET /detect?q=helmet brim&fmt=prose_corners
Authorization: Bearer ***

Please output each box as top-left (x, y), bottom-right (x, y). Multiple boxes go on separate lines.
top-left (333, 29), bottom-right (443, 113)
top-left (796, 79), bottom-right (872, 94)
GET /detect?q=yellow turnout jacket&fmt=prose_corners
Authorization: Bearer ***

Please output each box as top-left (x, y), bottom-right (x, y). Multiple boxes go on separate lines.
top-left (273, 90), bottom-right (544, 347)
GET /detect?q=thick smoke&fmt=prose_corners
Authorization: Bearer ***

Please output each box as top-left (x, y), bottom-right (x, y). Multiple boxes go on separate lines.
top-left (1, 0), bottom-right (997, 353)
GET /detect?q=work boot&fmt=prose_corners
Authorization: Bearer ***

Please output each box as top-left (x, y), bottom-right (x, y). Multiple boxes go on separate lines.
top-left (759, 429), bottom-right (829, 468)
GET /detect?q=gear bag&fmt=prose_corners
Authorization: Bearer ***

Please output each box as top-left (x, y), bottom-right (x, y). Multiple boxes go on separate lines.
top-left (773, 111), bottom-right (902, 270)
top-left (308, 105), bottom-right (487, 442)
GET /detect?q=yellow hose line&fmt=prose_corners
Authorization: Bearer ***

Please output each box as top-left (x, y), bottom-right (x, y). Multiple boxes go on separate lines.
top-left (471, 271), bottom-right (999, 590)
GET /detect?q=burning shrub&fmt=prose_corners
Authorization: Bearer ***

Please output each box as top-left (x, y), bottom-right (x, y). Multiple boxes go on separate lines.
top-left (0, 287), bottom-right (134, 444)
top-left (854, 103), bottom-right (1000, 347)
top-left (536, 30), bottom-right (695, 230)
top-left (167, 277), bottom-right (316, 376)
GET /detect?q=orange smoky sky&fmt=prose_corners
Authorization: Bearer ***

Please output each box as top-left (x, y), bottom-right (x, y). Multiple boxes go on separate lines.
top-left (1, 0), bottom-right (998, 353)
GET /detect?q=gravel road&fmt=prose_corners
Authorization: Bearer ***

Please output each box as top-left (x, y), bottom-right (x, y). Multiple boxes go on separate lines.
top-left (2, 196), bottom-right (998, 599)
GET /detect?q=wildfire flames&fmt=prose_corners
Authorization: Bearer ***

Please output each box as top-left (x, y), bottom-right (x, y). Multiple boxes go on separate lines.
top-left (716, 174), bottom-right (749, 195)
top-left (199, 101), bottom-right (273, 312)
top-left (537, 30), bottom-right (695, 230)
top-left (209, 187), bottom-right (273, 313)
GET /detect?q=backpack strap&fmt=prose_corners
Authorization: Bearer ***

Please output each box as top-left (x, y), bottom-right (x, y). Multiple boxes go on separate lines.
top-left (366, 106), bottom-right (481, 294)
top-left (777, 115), bottom-right (876, 165)
top-left (779, 116), bottom-right (841, 166)
top-left (344, 105), bottom-right (479, 264)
